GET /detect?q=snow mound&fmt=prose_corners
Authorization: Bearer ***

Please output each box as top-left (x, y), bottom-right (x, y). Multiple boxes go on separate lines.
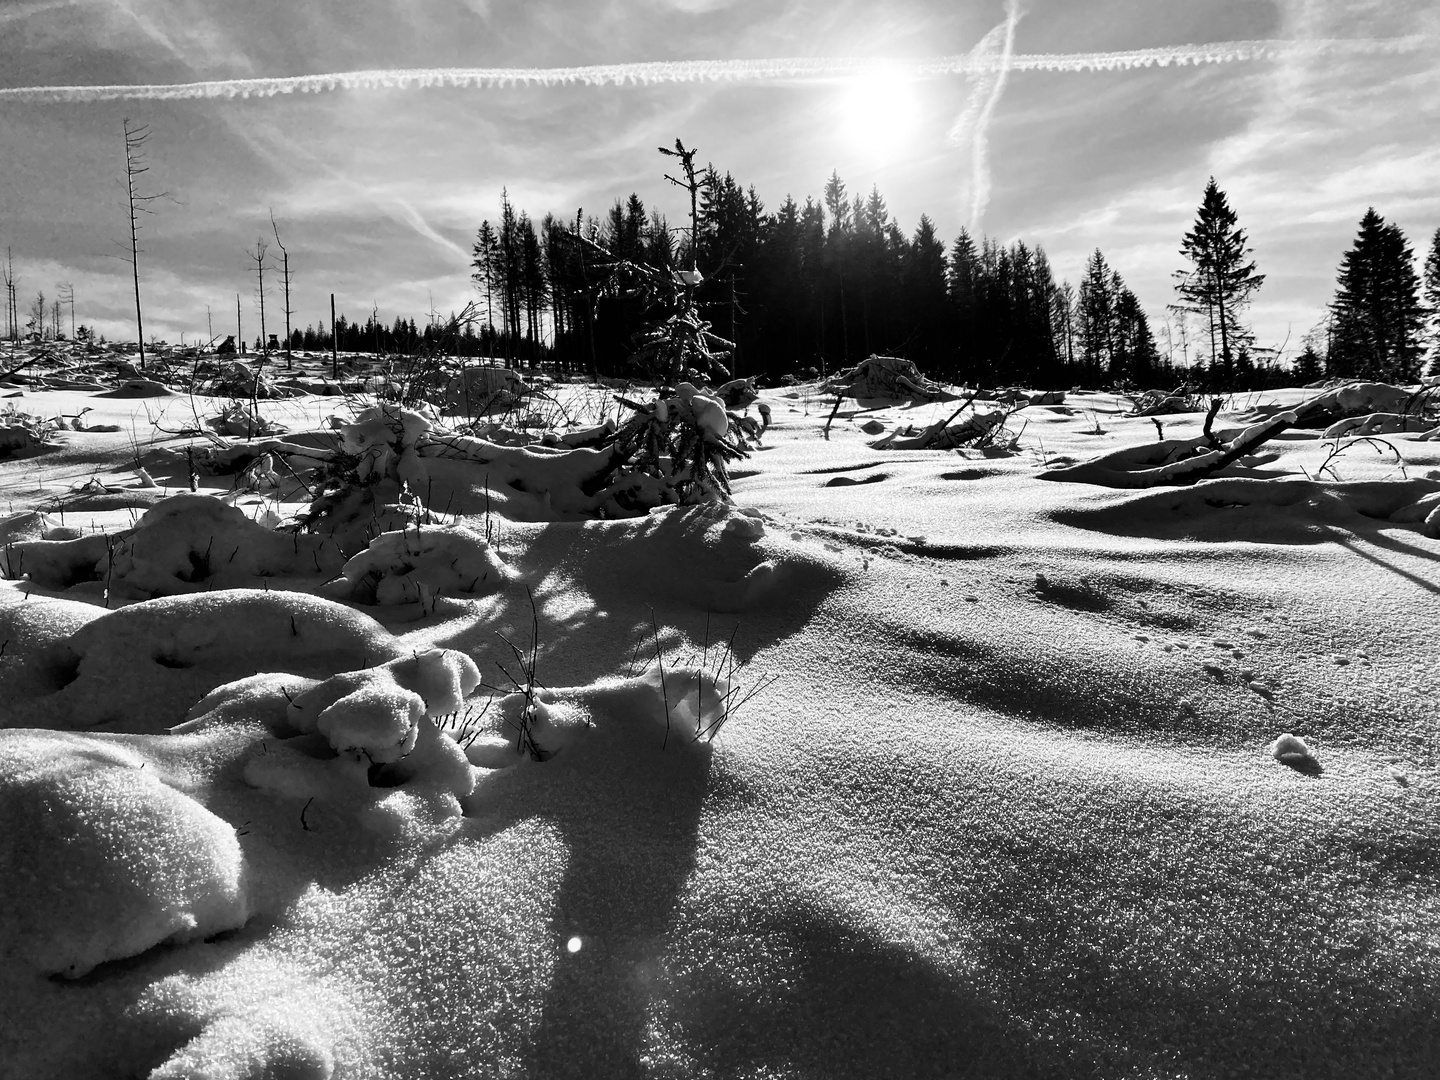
top-left (1052, 476), bottom-right (1440, 544)
top-left (823, 354), bottom-right (953, 403)
top-left (100, 493), bottom-right (345, 601)
top-left (286, 649), bottom-right (482, 735)
top-left (316, 681), bottom-right (425, 763)
top-left (1294, 381), bottom-right (1418, 425)
top-left (337, 403), bottom-right (432, 490)
top-left (1320, 412), bottom-right (1433, 439)
top-left (416, 435), bottom-right (621, 520)
top-left (0, 729), bottom-right (250, 978)
top-left (321, 523), bottom-right (509, 606)
top-left (444, 364), bottom-right (529, 413)
top-left (36, 590), bottom-right (407, 732)
top-left (1269, 732), bottom-right (1322, 773)
top-left (150, 1015), bottom-right (337, 1080)
top-left (235, 650), bottom-right (481, 829)
top-left (1, 531), bottom-right (110, 591)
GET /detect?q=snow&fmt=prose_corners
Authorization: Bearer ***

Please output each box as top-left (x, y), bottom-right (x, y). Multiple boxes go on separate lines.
top-left (322, 523), bottom-right (509, 606)
top-left (0, 728), bottom-right (252, 979)
top-left (0, 369), bottom-right (1438, 1077)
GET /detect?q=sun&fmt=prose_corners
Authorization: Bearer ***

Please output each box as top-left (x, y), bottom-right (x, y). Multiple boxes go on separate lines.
top-left (835, 68), bottom-right (922, 162)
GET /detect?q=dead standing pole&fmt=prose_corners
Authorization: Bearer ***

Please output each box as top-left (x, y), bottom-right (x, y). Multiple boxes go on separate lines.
top-left (331, 293), bottom-right (338, 379)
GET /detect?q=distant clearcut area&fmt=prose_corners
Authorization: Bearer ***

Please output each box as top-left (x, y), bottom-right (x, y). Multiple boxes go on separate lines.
top-left (1, 340), bottom-right (1438, 1079)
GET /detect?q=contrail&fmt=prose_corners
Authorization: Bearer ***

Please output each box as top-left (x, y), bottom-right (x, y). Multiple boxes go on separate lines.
top-left (0, 36), bottom-right (1425, 103)
top-left (949, 0), bottom-right (1021, 232)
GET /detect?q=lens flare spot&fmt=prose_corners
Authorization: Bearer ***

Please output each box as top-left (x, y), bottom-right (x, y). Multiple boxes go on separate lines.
top-left (566, 936), bottom-right (582, 954)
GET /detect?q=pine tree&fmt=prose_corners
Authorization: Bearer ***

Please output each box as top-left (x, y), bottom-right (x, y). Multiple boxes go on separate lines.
top-left (1113, 287), bottom-right (1159, 386)
top-left (519, 213), bottom-right (546, 363)
top-left (1051, 281), bottom-right (1078, 376)
top-left (498, 189), bottom-right (523, 359)
top-left (1292, 342), bottom-right (1323, 384)
top-left (1174, 178), bottom-right (1264, 388)
top-left (904, 215), bottom-right (949, 365)
top-left (1422, 226), bottom-right (1440, 376)
top-left (1327, 208), bottom-right (1425, 381)
top-left (471, 221), bottom-right (499, 350)
top-left (1078, 250), bottom-right (1117, 382)
top-left (948, 230), bottom-right (984, 382)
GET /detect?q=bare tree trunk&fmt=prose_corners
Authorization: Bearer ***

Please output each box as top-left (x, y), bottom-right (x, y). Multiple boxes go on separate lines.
top-left (125, 121), bottom-right (147, 369)
top-left (271, 211), bottom-right (293, 368)
top-left (1, 249), bottom-right (16, 342)
top-left (122, 120), bottom-right (170, 370)
top-left (249, 237), bottom-right (269, 358)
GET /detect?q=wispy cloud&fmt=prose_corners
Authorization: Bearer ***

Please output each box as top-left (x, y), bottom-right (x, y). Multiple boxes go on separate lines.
top-left (219, 114), bottom-right (473, 267)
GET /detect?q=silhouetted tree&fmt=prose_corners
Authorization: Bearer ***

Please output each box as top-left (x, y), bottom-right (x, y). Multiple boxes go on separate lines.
top-left (1422, 226), bottom-right (1440, 375)
top-left (1174, 178), bottom-right (1265, 387)
top-left (122, 118), bottom-right (171, 370)
top-left (471, 220), bottom-right (500, 347)
top-left (1327, 208), bottom-right (1424, 380)
top-left (1078, 250), bottom-right (1117, 382)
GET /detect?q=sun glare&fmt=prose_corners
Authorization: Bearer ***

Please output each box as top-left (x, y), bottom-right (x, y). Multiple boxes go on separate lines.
top-left (835, 69), bottom-right (922, 161)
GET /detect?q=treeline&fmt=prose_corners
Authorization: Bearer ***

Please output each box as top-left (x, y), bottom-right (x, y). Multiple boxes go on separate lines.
top-left (467, 165), bottom-right (1440, 391)
top-left (273, 311), bottom-right (507, 359)
top-left (469, 173), bottom-right (1202, 389)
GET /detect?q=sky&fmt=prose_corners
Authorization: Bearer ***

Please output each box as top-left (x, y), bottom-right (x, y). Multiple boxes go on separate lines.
top-left (1, 0), bottom-right (1436, 367)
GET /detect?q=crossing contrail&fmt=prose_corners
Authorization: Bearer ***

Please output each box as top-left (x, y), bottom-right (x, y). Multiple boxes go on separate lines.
top-left (948, 0), bottom-right (1021, 232)
top-left (0, 35), bottom-right (1424, 103)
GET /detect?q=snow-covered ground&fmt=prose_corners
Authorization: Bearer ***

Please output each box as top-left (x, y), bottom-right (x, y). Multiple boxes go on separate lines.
top-left (1, 357), bottom-right (1438, 1079)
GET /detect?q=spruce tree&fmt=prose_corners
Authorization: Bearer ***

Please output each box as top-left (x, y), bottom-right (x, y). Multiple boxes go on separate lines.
top-left (1078, 250), bottom-right (1117, 383)
top-left (471, 221), bottom-right (499, 350)
top-left (1113, 287), bottom-right (1159, 386)
top-left (948, 230), bottom-right (984, 382)
top-left (905, 215), bottom-right (949, 365)
top-left (1422, 226), bottom-right (1440, 376)
top-left (1292, 343), bottom-right (1323, 384)
top-left (1174, 178), bottom-right (1264, 388)
top-left (1327, 208), bottom-right (1425, 381)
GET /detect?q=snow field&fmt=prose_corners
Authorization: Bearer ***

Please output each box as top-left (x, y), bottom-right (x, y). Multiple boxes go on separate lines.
top-left (0, 376), bottom-right (1438, 1076)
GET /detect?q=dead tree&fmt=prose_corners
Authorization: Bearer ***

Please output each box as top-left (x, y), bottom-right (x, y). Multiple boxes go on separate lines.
top-left (1, 249), bottom-right (16, 342)
top-left (248, 237), bottom-right (270, 358)
top-left (58, 282), bottom-right (75, 340)
top-left (270, 210), bottom-right (294, 368)
top-left (123, 119), bottom-right (170, 371)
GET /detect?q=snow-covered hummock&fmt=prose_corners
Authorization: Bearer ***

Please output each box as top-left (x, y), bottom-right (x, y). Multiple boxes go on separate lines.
top-left (0, 727), bottom-right (253, 979)
top-left (338, 402), bottom-right (433, 488)
top-left (4, 588), bottom-right (408, 732)
top-left (1321, 412), bottom-right (1433, 438)
top-left (1270, 731), bottom-right (1321, 770)
top-left (1296, 381), bottom-right (1415, 421)
top-left (322, 523), bottom-right (509, 606)
top-left (104, 493), bottom-right (345, 600)
top-left (284, 648), bottom-right (481, 743)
